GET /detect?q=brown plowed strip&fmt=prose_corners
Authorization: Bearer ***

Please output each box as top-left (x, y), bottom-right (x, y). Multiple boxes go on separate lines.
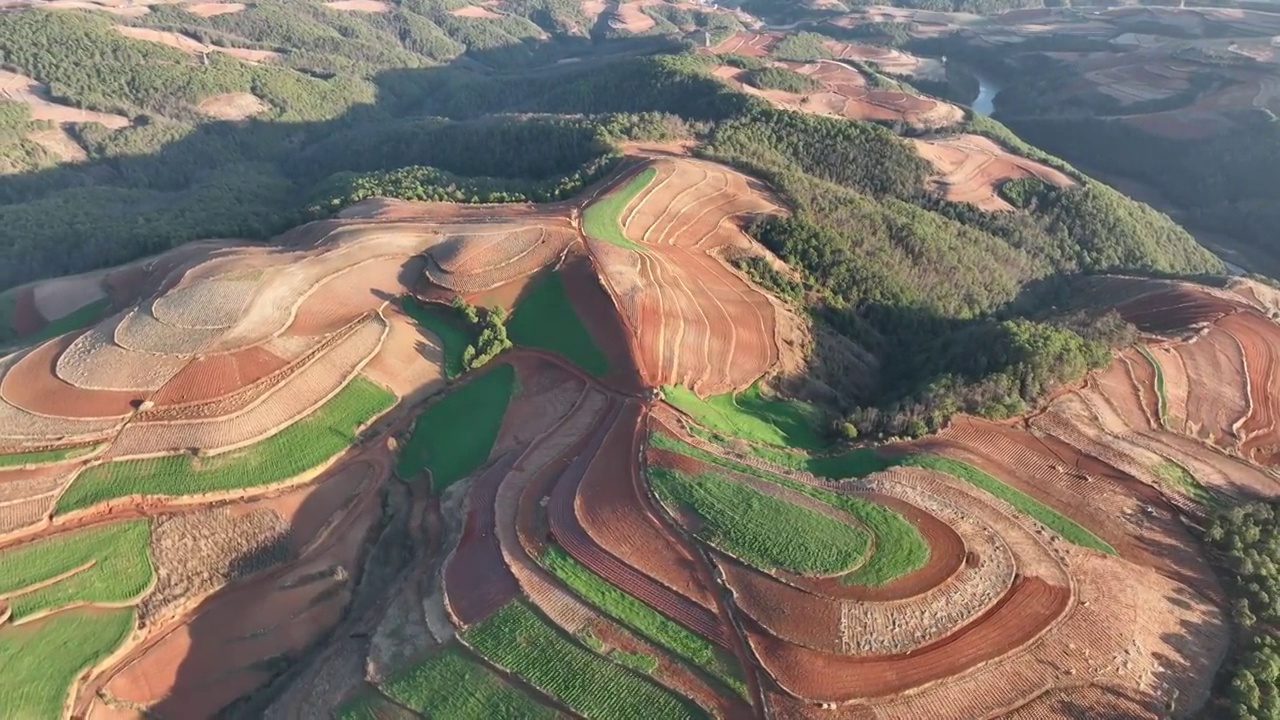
top-left (446, 453), bottom-right (522, 625)
top-left (145, 345), bottom-right (285, 408)
top-left (1222, 311), bottom-right (1280, 459)
top-left (1115, 286), bottom-right (1238, 334)
top-left (548, 401), bottom-right (730, 647)
top-left (1125, 348), bottom-right (1162, 429)
top-left (285, 255), bottom-right (415, 336)
top-left (746, 576), bottom-right (1069, 701)
top-left (10, 286), bottom-right (43, 335)
top-left (577, 401), bottom-right (719, 608)
top-left (1, 333), bottom-right (139, 418)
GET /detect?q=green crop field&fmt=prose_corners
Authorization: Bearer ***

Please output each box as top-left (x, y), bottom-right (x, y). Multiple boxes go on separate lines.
top-left (648, 465), bottom-right (868, 575)
top-left (508, 272), bottom-right (610, 377)
top-left (688, 425), bottom-right (893, 479)
top-left (608, 648), bottom-right (658, 674)
top-left (465, 601), bottom-right (706, 720)
top-left (396, 363), bottom-right (514, 491)
top-left (542, 545), bottom-right (746, 696)
top-left (0, 443), bottom-right (102, 469)
top-left (400, 295), bottom-right (473, 379)
top-left (376, 644), bottom-right (556, 719)
top-left (56, 377), bottom-right (395, 514)
top-left (0, 520), bottom-right (152, 621)
top-left (0, 607), bottom-right (135, 719)
top-left (902, 454), bottom-right (1116, 554)
top-left (582, 167), bottom-right (656, 252)
top-left (1136, 345), bottom-right (1169, 427)
top-left (664, 382), bottom-right (827, 450)
top-left (650, 432), bottom-right (929, 586)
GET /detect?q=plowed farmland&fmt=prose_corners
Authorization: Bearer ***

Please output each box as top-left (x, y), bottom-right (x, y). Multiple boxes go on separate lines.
top-left (0, 156), bottom-right (1265, 719)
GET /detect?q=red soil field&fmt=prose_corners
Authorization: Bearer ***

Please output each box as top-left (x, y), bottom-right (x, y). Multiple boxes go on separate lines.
top-left (747, 576), bottom-right (1069, 701)
top-left (593, 159), bottom-right (781, 396)
top-left (10, 286), bottom-right (43, 335)
top-left (910, 134), bottom-right (1075, 211)
top-left (148, 345), bottom-right (288, 408)
top-left (576, 403), bottom-right (719, 608)
top-left (1115, 284), bottom-right (1240, 334)
top-left (285, 255), bottom-right (413, 337)
top-left (0, 334), bottom-right (139, 418)
top-left (445, 453), bottom-right (522, 625)
top-left (1124, 348), bottom-right (1163, 429)
top-left (1221, 310), bottom-right (1280, 463)
top-left (1176, 325), bottom-right (1251, 449)
top-left (547, 401), bottom-right (729, 645)
top-left (708, 31), bottom-right (778, 57)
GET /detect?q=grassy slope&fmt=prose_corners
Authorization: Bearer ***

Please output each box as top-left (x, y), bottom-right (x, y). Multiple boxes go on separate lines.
top-left (0, 607), bottom-right (135, 719)
top-left (396, 362), bottom-right (514, 491)
top-left (508, 271), bottom-right (609, 377)
top-left (373, 644), bottom-right (557, 719)
top-left (56, 377), bottom-right (395, 514)
top-left (664, 383), bottom-right (826, 450)
top-left (1136, 344), bottom-right (1169, 427)
top-left (541, 545), bottom-right (746, 696)
top-left (649, 465), bottom-right (869, 575)
top-left (0, 297), bottom-right (111, 351)
top-left (902, 455), bottom-right (1116, 554)
top-left (0, 520), bottom-right (152, 620)
top-left (650, 432), bottom-right (928, 586)
top-left (465, 600), bottom-right (706, 720)
top-left (400, 295), bottom-right (472, 379)
top-left (0, 443), bottom-right (101, 469)
top-left (686, 425), bottom-right (894, 479)
top-left (582, 167), bottom-right (656, 252)
top-left (1153, 459), bottom-right (1216, 507)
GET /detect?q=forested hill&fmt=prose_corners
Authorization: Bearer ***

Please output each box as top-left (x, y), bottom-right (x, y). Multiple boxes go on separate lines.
top-left (0, 1), bottom-right (1225, 436)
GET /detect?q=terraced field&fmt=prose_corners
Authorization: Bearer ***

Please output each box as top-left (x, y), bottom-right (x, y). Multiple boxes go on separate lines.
top-left (0, 156), bottom-right (1267, 719)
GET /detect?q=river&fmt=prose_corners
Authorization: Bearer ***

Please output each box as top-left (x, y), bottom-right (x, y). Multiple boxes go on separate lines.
top-left (971, 71), bottom-right (1000, 116)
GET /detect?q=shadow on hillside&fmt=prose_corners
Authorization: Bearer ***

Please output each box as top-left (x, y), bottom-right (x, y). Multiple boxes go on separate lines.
top-left (139, 454), bottom-right (418, 718)
top-left (0, 32), bottom-right (680, 292)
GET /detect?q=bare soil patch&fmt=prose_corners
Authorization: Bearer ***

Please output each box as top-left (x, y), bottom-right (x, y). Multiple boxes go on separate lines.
top-left (449, 4), bottom-right (502, 17)
top-left (196, 92), bottom-right (269, 121)
top-left (113, 26), bottom-right (281, 64)
top-left (184, 1), bottom-right (245, 15)
top-left (323, 0), bottom-right (389, 11)
top-left (0, 70), bottom-right (130, 129)
top-left (613, 1), bottom-right (655, 32)
top-left (910, 134), bottom-right (1076, 211)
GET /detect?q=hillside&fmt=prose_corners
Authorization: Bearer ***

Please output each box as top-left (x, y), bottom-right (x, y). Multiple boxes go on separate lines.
top-left (0, 2), bottom-right (1275, 719)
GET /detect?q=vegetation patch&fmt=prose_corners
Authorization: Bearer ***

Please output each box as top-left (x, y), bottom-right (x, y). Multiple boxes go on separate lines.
top-left (1136, 344), bottom-right (1169, 427)
top-left (0, 442), bottom-right (102, 470)
top-left (542, 545), bottom-right (746, 696)
top-left (663, 382), bottom-right (826, 450)
top-left (56, 378), bottom-right (395, 514)
top-left (374, 644), bottom-right (556, 719)
top-left (742, 66), bottom-right (822, 94)
top-left (396, 363), bottom-right (514, 491)
top-left (772, 32), bottom-right (833, 62)
top-left (0, 520), bottom-right (152, 621)
top-left (464, 600), bottom-right (706, 720)
top-left (0, 607), bottom-right (135, 719)
top-left (1153, 460), bottom-right (1216, 507)
top-left (649, 465), bottom-right (869, 575)
top-left (650, 432), bottom-right (929, 586)
top-left (902, 454), bottom-right (1115, 554)
top-left (686, 425), bottom-right (892, 479)
top-left (582, 167), bottom-right (657, 252)
top-left (508, 272), bottom-right (609, 377)
top-left (399, 295), bottom-right (473, 379)
top-left (0, 298), bottom-right (111, 351)
top-left (608, 647), bottom-right (658, 674)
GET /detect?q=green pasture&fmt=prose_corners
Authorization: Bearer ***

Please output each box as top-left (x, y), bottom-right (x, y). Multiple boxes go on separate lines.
top-left (649, 466), bottom-right (868, 575)
top-left (395, 363), bottom-right (514, 491)
top-left (508, 272), bottom-right (609, 376)
top-left (582, 167), bottom-right (656, 252)
top-left (542, 545), bottom-right (745, 696)
top-left (56, 377), bottom-right (394, 514)
top-left (465, 601), bottom-right (706, 720)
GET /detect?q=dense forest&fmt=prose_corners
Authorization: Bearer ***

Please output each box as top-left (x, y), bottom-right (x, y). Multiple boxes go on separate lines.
top-left (1204, 502), bottom-right (1280, 719)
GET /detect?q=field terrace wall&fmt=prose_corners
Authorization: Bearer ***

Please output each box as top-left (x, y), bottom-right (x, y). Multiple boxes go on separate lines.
top-left (588, 158), bottom-right (786, 397)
